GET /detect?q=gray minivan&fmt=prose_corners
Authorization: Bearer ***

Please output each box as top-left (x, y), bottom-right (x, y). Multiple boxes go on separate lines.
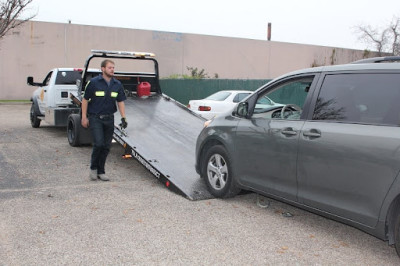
top-left (195, 57), bottom-right (400, 256)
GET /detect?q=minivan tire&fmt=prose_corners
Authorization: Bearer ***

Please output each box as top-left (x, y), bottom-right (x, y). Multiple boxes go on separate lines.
top-left (395, 212), bottom-right (400, 256)
top-left (202, 145), bottom-right (241, 198)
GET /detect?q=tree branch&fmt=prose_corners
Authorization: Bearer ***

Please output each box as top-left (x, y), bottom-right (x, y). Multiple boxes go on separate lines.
top-left (355, 16), bottom-right (400, 56)
top-left (0, 0), bottom-right (35, 39)
top-left (389, 17), bottom-right (400, 55)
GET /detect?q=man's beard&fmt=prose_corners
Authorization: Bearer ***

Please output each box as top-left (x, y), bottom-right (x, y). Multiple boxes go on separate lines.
top-left (103, 72), bottom-right (113, 78)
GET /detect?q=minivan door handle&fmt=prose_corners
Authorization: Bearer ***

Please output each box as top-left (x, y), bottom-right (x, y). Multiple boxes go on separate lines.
top-left (303, 129), bottom-right (321, 138)
top-left (281, 127), bottom-right (297, 136)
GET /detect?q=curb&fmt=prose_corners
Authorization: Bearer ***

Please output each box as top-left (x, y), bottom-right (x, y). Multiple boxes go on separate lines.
top-left (0, 102), bottom-right (31, 105)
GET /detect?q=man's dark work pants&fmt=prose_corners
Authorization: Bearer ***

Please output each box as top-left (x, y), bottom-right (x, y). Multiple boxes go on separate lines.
top-left (88, 115), bottom-right (114, 175)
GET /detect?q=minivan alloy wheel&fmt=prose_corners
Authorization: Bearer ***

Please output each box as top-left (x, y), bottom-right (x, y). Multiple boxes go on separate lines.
top-left (207, 154), bottom-right (228, 190)
top-left (202, 145), bottom-right (240, 198)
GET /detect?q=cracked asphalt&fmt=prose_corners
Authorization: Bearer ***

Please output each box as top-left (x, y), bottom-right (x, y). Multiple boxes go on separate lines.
top-left (0, 104), bottom-right (399, 265)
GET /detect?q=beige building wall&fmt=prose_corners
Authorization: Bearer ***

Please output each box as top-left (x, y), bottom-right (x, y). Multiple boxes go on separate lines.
top-left (0, 21), bottom-right (369, 100)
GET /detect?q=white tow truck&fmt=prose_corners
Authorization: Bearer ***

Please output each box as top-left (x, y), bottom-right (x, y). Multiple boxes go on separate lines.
top-left (27, 68), bottom-right (85, 127)
top-left (27, 50), bottom-right (212, 200)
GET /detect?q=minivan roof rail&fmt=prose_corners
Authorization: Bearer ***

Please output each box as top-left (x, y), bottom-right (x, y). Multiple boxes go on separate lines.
top-left (351, 56), bottom-right (400, 64)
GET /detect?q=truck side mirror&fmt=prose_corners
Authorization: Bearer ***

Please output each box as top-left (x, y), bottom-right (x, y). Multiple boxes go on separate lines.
top-left (27, 76), bottom-right (44, 87)
top-left (27, 76), bottom-right (34, 85)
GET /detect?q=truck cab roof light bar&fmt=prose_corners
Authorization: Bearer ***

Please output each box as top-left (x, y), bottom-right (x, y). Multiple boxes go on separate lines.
top-left (91, 50), bottom-right (156, 58)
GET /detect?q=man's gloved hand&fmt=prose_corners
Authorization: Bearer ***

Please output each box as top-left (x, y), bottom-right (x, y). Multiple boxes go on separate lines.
top-left (120, 117), bottom-right (128, 129)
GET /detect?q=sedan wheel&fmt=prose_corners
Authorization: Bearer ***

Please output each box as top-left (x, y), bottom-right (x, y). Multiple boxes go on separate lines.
top-left (202, 145), bottom-right (240, 198)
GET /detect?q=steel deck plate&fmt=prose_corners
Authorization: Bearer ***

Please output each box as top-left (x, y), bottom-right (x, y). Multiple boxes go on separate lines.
top-left (114, 94), bottom-right (213, 200)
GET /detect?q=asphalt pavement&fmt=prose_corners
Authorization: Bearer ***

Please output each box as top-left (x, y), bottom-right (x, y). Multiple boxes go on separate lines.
top-left (0, 104), bottom-right (399, 265)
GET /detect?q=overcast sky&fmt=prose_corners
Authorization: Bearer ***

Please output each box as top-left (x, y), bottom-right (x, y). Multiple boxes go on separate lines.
top-left (29, 0), bottom-right (399, 50)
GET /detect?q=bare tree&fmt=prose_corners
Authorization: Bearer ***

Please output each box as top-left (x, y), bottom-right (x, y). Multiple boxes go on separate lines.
top-left (356, 16), bottom-right (400, 56)
top-left (389, 18), bottom-right (400, 55)
top-left (0, 0), bottom-right (35, 39)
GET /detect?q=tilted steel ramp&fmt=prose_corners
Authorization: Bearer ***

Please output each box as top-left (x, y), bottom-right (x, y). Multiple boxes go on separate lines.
top-left (113, 94), bottom-right (213, 200)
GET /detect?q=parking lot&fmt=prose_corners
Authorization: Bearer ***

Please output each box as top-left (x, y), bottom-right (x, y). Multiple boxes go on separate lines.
top-left (0, 103), bottom-right (399, 265)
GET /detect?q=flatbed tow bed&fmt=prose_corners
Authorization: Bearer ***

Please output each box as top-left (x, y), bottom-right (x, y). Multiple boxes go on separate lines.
top-left (113, 95), bottom-right (213, 200)
top-left (67, 50), bottom-right (213, 200)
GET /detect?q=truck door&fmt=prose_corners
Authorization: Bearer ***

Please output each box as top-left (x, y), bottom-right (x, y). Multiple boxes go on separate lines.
top-left (38, 71), bottom-right (53, 113)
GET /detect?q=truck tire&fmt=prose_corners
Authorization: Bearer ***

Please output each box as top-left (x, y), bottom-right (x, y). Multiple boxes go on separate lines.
top-left (67, 114), bottom-right (82, 147)
top-left (30, 103), bottom-right (41, 128)
top-left (201, 145), bottom-right (241, 198)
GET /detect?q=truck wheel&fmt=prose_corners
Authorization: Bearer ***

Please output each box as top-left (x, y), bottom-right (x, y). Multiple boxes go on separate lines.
top-left (395, 212), bottom-right (400, 256)
top-left (202, 145), bottom-right (241, 198)
top-left (30, 103), bottom-right (40, 128)
top-left (67, 114), bottom-right (81, 147)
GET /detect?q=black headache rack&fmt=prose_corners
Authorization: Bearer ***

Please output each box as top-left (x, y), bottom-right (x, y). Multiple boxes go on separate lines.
top-left (78, 50), bottom-right (162, 98)
top-left (80, 50), bottom-right (213, 200)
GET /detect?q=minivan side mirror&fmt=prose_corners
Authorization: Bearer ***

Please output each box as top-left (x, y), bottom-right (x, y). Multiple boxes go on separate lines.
top-left (235, 102), bottom-right (249, 117)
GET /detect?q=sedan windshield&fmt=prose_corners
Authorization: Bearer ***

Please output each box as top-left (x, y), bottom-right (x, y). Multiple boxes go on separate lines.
top-left (205, 91), bottom-right (231, 101)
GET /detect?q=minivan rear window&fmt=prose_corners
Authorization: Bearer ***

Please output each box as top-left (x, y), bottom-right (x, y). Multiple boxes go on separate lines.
top-left (313, 73), bottom-right (400, 126)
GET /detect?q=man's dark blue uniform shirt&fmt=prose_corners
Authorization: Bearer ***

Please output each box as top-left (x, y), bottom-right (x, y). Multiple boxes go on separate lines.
top-left (83, 74), bottom-right (127, 115)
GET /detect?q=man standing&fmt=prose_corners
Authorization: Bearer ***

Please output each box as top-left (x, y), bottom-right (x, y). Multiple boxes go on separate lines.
top-left (81, 59), bottom-right (128, 181)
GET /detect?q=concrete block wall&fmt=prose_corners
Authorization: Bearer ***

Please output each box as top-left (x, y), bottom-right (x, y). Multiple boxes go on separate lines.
top-left (0, 20), bottom-right (370, 100)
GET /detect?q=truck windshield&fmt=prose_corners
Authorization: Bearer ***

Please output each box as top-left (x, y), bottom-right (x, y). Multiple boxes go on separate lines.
top-left (55, 70), bottom-right (82, 85)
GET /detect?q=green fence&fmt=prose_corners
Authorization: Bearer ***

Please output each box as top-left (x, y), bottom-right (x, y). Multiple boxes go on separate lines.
top-left (160, 79), bottom-right (271, 105)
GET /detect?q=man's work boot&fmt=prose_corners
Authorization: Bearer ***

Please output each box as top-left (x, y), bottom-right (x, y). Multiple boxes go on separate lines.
top-left (98, 174), bottom-right (110, 181)
top-left (89, 170), bottom-right (98, 181)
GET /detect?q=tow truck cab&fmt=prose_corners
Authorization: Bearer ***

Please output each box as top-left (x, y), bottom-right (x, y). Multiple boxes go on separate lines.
top-left (27, 68), bottom-right (83, 127)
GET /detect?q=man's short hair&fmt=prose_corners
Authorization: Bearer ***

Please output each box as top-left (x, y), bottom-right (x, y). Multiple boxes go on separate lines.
top-left (101, 59), bottom-right (115, 68)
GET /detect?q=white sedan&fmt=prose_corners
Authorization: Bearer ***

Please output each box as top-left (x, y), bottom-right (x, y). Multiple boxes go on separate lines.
top-left (188, 90), bottom-right (280, 120)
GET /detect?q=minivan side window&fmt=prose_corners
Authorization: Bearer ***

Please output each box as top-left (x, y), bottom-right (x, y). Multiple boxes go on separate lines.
top-left (313, 73), bottom-right (400, 126)
top-left (253, 77), bottom-right (313, 120)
